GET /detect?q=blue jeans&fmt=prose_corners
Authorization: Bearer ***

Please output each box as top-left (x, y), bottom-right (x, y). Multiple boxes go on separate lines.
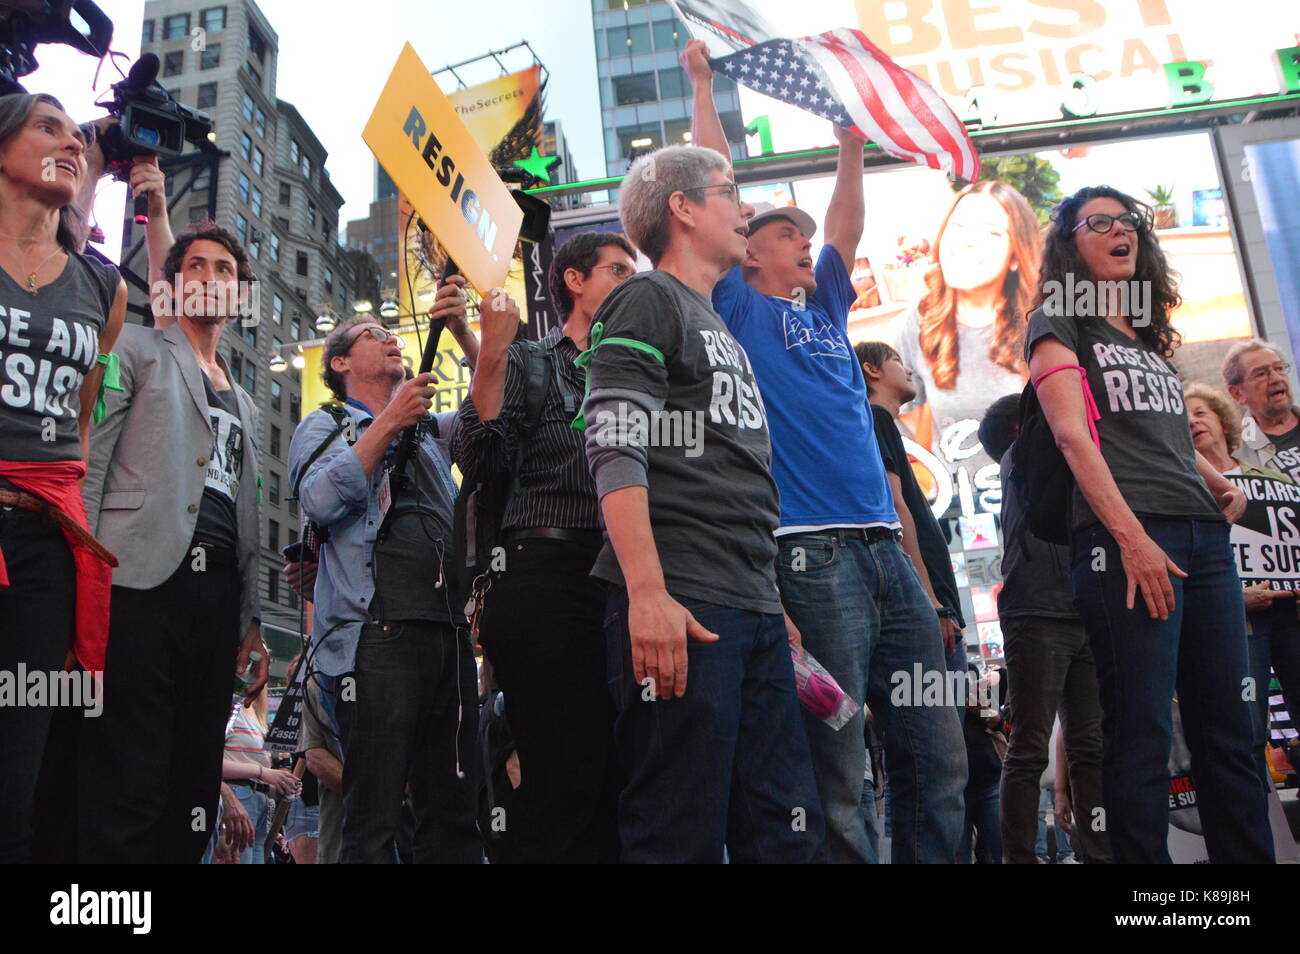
top-left (958, 781), bottom-right (1001, 863)
top-left (234, 786), bottom-right (270, 865)
top-left (604, 589), bottom-right (825, 863)
top-left (1036, 788), bottom-right (1073, 862)
top-left (1248, 604), bottom-right (1300, 780)
top-left (859, 765), bottom-right (880, 865)
top-left (1071, 517), bottom-right (1274, 864)
top-left (778, 531), bottom-right (967, 863)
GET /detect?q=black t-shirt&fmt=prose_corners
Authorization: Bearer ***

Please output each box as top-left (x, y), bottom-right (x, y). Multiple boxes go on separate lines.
top-left (194, 374), bottom-right (241, 549)
top-left (1264, 422), bottom-right (1300, 483)
top-left (370, 420), bottom-right (459, 623)
top-left (871, 403), bottom-right (964, 626)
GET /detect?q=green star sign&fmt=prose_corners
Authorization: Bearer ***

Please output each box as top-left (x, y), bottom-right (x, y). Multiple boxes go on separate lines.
top-left (513, 146), bottom-right (562, 183)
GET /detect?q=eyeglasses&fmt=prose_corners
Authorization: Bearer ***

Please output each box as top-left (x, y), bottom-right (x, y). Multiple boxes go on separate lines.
top-left (680, 182), bottom-right (741, 206)
top-left (346, 326), bottom-right (404, 352)
top-left (590, 263), bottom-right (634, 279)
top-left (1244, 361), bottom-right (1291, 384)
top-left (1072, 211), bottom-right (1146, 235)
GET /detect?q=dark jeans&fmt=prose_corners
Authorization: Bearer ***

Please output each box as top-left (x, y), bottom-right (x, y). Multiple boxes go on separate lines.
top-left (777, 531), bottom-right (967, 863)
top-left (999, 615), bottom-right (1111, 864)
top-left (78, 544), bottom-right (241, 863)
top-left (335, 620), bottom-right (480, 863)
top-left (1072, 517), bottom-right (1274, 864)
top-left (1247, 602), bottom-right (1300, 780)
top-left (605, 588), bottom-right (824, 863)
top-left (0, 506), bottom-right (75, 862)
top-left (477, 538), bottom-right (619, 863)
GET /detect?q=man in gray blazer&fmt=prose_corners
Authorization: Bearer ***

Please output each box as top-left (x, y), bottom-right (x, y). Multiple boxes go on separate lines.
top-left (80, 222), bottom-right (267, 863)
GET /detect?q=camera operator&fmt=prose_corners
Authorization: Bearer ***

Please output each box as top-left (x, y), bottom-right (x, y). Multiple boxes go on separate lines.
top-left (78, 221), bottom-right (267, 863)
top-left (289, 283), bottom-right (482, 864)
top-left (0, 92), bottom-right (125, 863)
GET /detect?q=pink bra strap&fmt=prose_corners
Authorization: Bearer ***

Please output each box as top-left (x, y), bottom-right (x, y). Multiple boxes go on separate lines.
top-left (1032, 364), bottom-right (1101, 450)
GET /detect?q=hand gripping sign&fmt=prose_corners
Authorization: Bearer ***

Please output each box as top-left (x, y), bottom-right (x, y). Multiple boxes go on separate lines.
top-left (363, 43), bottom-right (523, 294)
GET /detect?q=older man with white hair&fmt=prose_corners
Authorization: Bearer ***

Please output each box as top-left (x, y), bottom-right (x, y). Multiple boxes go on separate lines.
top-left (1223, 338), bottom-right (1300, 482)
top-left (580, 144), bottom-right (824, 863)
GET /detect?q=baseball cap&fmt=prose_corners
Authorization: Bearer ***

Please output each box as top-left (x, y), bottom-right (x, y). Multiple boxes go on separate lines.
top-left (747, 201), bottom-right (817, 240)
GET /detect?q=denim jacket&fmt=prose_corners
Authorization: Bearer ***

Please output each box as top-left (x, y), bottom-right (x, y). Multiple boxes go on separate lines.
top-left (287, 399), bottom-right (458, 676)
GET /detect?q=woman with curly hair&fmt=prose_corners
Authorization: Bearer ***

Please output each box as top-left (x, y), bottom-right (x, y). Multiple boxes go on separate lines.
top-left (1025, 185), bottom-right (1272, 863)
top-left (895, 180), bottom-right (1042, 485)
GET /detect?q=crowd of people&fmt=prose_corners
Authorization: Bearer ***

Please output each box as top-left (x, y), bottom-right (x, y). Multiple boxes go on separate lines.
top-left (1, 36), bottom-right (1297, 863)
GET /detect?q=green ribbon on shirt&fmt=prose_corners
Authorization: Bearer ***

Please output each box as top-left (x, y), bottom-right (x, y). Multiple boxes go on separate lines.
top-left (91, 352), bottom-right (123, 426)
top-left (570, 320), bottom-right (665, 432)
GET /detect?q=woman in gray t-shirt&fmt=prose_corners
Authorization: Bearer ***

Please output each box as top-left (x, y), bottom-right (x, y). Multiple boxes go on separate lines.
top-left (1026, 184), bottom-right (1271, 864)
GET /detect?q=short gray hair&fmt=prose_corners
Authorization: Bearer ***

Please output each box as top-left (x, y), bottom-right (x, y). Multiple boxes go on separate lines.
top-left (1221, 338), bottom-right (1284, 387)
top-left (619, 145), bottom-right (731, 265)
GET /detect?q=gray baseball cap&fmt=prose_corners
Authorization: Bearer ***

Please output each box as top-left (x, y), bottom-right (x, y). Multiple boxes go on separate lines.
top-left (746, 201), bottom-right (817, 239)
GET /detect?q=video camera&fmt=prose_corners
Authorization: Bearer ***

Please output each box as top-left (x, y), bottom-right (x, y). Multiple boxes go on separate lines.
top-left (95, 51), bottom-right (214, 177)
top-left (0, 0), bottom-right (113, 95)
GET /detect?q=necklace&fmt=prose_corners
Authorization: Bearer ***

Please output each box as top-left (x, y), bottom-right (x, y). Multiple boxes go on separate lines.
top-left (0, 240), bottom-right (64, 296)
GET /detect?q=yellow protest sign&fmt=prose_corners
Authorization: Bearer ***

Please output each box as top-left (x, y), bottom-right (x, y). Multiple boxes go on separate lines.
top-left (363, 43), bottom-right (523, 293)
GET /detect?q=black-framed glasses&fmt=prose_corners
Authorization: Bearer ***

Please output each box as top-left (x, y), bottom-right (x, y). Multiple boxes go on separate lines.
top-left (346, 326), bottom-right (404, 352)
top-left (679, 182), bottom-right (741, 206)
top-left (590, 263), bottom-right (635, 279)
top-left (1072, 211), bottom-right (1146, 235)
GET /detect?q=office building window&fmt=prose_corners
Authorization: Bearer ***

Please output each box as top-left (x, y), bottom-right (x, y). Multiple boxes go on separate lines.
top-left (270, 378), bottom-right (281, 412)
top-left (307, 200), bottom-right (316, 226)
top-left (200, 6), bottom-right (226, 33)
top-left (269, 472), bottom-right (280, 506)
top-left (230, 352), bottom-right (242, 385)
top-left (653, 19), bottom-right (681, 50)
top-left (188, 206), bottom-right (207, 223)
top-left (252, 147), bottom-right (264, 176)
top-left (163, 13), bottom-right (189, 39)
top-left (267, 567), bottom-right (279, 603)
top-left (193, 166), bottom-right (210, 190)
top-left (324, 267), bottom-right (333, 293)
top-left (278, 182), bottom-right (291, 205)
top-left (658, 67), bottom-right (687, 100)
top-left (251, 187), bottom-right (263, 217)
top-left (239, 131), bottom-right (251, 161)
top-left (248, 26), bottom-right (267, 63)
top-left (242, 92), bottom-right (254, 122)
top-left (238, 172), bottom-right (250, 203)
top-left (606, 24), bottom-right (651, 56)
top-left (617, 122), bottom-right (662, 157)
top-left (296, 251), bottom-right (308, 276)
top-left (268, 519), bottom-right (279, 550)
top-left (245, 63), bottom-right (262, 88)
top-left (241, 358), bottom-right (253, 393)
top-left (290, 316), bottom-right (300, 340)
top-left (199, 44), bottom-right (221, 70)
top-left (235, 214), bottom-right (248, 246)
top-left (613, 72), bottom-right (657, 106)
top-left (270, 425), bottom-right (281, 459)
top-left (272, 294), bottom-right (283, 323)
top-left (269, 232), bottom-right (280, 263)
top-left (255, 108), bottom-right (266, 137)
top-left (290, 393), bottom-right (300, 422)
top-left (249, 231), bottom-right (260, 260)
top-left (302, 154), bottom-right (313, 181)
top-left (243, 323), bottom-right (257, 348)
top-left (142, 19), bottom-right (154, 43)
top-left (197, 82), bottom-right (217, 108)
top-left (664, 118), bottom-right (692, 146)
top-left (289, 140), bottom-right (300, 164)
top-left (163, 51), bottom-right (184, 77)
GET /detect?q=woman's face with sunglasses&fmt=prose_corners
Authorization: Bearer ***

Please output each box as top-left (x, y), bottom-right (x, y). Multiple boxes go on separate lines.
top-left (1072, 196), bottom-right (1142, 283)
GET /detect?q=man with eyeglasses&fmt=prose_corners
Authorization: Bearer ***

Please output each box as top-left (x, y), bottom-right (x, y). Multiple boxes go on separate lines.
top-left (288, 283), bottom-right (483, 863)
top-left (1224, 339), bottom-right (1300, 483)
top-left (685, 38), bottom-right (967, 862)
top-left (453, 231), bottom-right (637, 863)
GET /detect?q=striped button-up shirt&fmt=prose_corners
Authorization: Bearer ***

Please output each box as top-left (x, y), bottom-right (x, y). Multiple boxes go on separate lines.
top-left (453, 326), bottom-right (600, 531)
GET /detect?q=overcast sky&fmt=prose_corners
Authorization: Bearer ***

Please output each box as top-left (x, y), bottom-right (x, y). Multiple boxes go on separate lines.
top-left (33, 0), bottom-right (608, 259)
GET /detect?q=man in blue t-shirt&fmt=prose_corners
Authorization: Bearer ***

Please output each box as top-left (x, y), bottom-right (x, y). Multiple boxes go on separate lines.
top-left (684, 39), bottom-right (966, 863)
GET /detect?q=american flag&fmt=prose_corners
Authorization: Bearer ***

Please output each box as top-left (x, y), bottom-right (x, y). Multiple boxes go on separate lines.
top-left (711, 28), bottom-right (980, 182)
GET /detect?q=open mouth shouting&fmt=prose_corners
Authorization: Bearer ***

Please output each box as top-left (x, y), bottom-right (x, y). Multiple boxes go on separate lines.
top-left (1109, 240), bottom-right (1132, 259)
top-left (52, 158), bottom-right (80, 178)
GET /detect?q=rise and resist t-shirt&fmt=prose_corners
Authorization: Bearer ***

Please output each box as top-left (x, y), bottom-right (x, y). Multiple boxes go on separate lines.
top-left (1024, 308), bottom-right (1221, 530)
top-left (0, 252), bottom-right (116, 462)
top-left (1262, 422), bottom-right (1300, 483)
top-left (583, 270), bottom-right (783, 615)
top-left (712, 245), bottom-right (897, 532)
top-left (194, 374), bottom-right (242, 549)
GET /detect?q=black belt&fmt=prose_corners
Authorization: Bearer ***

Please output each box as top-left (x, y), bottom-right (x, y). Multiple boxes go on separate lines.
top-left (231, 779), bottom-right (272, 794)
top-left (787, 527), bottom-right (902, 545)
top-left (504, 527), bottom-right (603, 546)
